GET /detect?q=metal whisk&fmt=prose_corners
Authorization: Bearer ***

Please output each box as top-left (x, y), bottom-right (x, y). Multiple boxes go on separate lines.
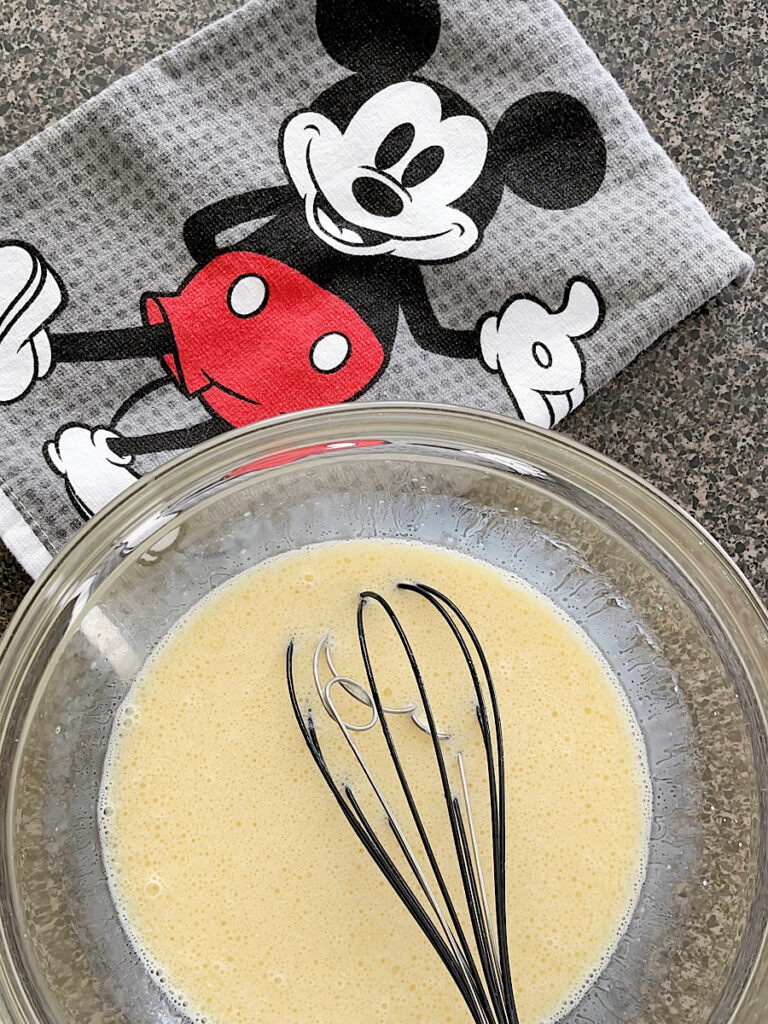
top-left (285, 582), bottom-right (519, 1024)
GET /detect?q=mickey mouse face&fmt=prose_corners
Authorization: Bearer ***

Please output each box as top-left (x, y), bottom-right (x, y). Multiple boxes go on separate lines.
top-left (283, 0), bottom-right (607, 264)
top-left (282, 81), bottom-right (488, 261)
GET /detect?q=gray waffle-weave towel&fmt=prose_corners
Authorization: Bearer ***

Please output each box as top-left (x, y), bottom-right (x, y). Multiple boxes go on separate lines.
top-left (0, 0), bottom-right (753, 576)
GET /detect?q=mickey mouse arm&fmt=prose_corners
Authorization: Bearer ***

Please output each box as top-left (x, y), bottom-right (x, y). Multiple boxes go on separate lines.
top-left (183, 185), bottom-right (295, 265)
top-left (400, 265), bottom-right (479, 359)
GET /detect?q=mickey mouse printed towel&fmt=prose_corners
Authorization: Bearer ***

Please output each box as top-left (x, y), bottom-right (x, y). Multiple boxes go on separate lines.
top-left (0, 0), bottom-right (753, 575)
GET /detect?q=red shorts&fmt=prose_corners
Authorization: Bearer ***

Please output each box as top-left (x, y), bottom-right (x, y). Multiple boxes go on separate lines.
top-left (142, 251), bottom-right (385, 428)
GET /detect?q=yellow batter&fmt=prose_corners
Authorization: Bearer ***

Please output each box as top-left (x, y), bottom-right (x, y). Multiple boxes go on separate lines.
top-left (99, 539), bottom-right (651, 1024)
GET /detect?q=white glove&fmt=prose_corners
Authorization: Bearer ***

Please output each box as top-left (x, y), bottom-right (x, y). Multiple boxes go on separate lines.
top-left (0, 242), bottom-right (64, 403)
top-left (479, 278), bottom-right (603, 428)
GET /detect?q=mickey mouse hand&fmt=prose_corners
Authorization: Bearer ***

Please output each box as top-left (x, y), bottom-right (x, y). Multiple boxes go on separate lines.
top-left (0, 242), bottom-right (64, 403)
top-left (479, 278), bottom-right (603, 428)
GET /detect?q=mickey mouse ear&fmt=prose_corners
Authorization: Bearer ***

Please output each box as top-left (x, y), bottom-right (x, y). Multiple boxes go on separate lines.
top-left (492, 92), bottom-right (607, 210)
top-left (316, 0), bottom-right (441, 77)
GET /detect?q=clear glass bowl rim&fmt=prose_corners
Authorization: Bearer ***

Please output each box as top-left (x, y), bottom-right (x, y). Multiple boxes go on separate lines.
top-left (0, 401), bottom-right (766, 1024)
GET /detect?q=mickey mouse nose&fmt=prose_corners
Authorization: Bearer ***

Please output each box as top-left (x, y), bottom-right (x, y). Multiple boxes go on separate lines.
top-left (352, 176), bottom-right (404, 218)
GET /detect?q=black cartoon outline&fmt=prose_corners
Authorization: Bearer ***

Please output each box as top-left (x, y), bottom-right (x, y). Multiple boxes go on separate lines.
top-left (0, 0), bottom-right (608, 516)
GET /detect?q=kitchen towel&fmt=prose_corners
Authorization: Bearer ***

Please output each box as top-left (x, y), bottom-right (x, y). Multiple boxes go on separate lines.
top-left (0, 0), bottom-right (753, 577)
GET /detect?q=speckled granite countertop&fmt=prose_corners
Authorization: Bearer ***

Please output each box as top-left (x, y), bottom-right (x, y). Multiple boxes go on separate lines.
top-left (0, 0), bottom-right (765, 627)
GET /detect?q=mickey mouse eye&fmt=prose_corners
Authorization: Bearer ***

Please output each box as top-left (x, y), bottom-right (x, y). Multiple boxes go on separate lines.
top-left (401, 145), bottom-right (444, 188)
top-left (532, 342), bottom-right (553, 368)
top-left (375, 123), bottom-right (416, 171)
top-left (310, 332), bottom-right (351, 373)
top-left (228, 274), bottom-right (268, 318)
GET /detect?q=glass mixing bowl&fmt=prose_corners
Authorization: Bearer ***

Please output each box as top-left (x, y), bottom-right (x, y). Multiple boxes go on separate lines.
top-left (0, 403), bottom-right (766, 1024)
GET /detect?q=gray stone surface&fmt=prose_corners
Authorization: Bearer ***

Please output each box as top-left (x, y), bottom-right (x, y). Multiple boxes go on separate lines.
top-left (0, 0), bottom-right (765, 631)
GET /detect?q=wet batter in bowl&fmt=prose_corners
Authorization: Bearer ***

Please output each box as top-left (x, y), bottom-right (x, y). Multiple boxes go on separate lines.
top-left (99, 539), bottom-right (651, 1024)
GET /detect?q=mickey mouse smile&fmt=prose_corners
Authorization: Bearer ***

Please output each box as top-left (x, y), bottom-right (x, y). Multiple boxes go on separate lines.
top-left (313, 193), bottom-right (390, 248)
top-left (312, 190), bottom-right (456, 251)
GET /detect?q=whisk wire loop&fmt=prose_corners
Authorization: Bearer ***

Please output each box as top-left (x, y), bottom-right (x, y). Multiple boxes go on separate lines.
top-left (400, 583), bottom-right (517, 1019)
top-left (359, 589), bottom-right (513, 1024)
top-left (414, 585), bottom-right (516, 1010)
top-left (356, 592), bottom-right (490, 997)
